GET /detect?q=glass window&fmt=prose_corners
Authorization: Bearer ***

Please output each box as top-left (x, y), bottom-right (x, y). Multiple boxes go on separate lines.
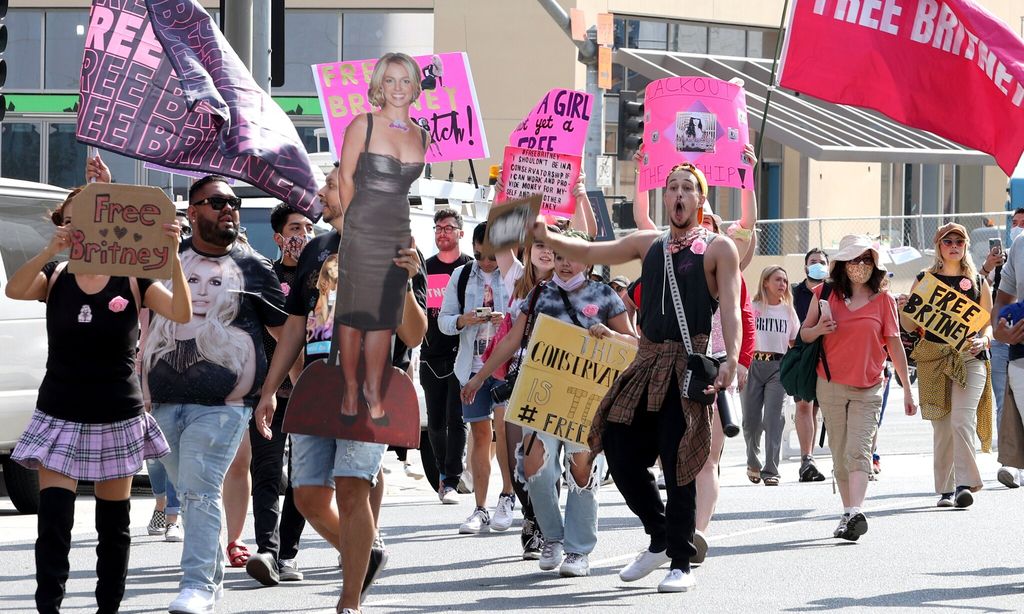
top-left (47, 124), bottom-right (88, 189)
top-left (7, 10), bottom-right (43, 90)
top-left (97, 151), bottom-right (139, 186)
top-left (282, 10), bottom-right (341, 94)
top-left (0, 193), bottom-right (63, 282)
top-left (669, 24), bottom-right (708, 53)
top-left (633, 20), bottom-right (668, 50)
top-left (746, 31), bottom-right (765, 58)
top-left (145, 168), bottom-right (192, 203)
top-left (295, 126), bottom-right (323, 153)
top-left (342, 12), bottom-right (433, 61)
top-left (708, 26), bottom-right (747, 56)
top-left (45, 10), bottom-right (90, 91)
top-left (2, 122), bottom-right (42, 182)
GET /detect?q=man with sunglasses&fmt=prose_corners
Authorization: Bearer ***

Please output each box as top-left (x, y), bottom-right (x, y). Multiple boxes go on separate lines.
top-left (421, 209), bottom-right (472, 504)
top-left (143, 175), bottom-right (289, 613)
top-left (438, 222), bottom-right (513, 534)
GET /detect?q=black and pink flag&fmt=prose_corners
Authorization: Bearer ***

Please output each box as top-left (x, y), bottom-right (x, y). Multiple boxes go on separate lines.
top-left (77, 0), bottom-right (322, 220)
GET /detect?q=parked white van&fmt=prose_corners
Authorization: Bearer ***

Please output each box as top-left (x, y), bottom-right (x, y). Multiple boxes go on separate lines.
top-left (0, 178), bottom-right (69, 513)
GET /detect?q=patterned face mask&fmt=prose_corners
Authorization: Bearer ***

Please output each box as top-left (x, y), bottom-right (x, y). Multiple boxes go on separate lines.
top-left (282, 234), bottom-right (312, 261)
top-left (846, 262), bottom-right (873, 284)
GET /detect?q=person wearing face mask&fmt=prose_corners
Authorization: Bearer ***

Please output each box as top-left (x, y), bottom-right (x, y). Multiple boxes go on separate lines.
top-left (243, 204), bottom-right (316, 586)
top-left (991, 209), bottom-right (1024, 488)
top-left (461, 232), bottom-right (637, 578)
top-left (791, 248), bottom-right (830, 482)
top-left (800, 235), bottom-right (915, 541)
top-left (897, 223), bottom-right (992, 509)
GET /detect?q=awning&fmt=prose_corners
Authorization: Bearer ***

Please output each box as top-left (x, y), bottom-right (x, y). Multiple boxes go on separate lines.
top-left (615, 49), bottom-right (995, 166)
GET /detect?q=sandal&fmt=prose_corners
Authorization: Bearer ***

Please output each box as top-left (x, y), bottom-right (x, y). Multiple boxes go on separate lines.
top-left (746, 468), bottom-right (761, 484)
top-left (763, 476), bottom-right (780, 486)
top-left (227, 540), bottom-right (251, 568)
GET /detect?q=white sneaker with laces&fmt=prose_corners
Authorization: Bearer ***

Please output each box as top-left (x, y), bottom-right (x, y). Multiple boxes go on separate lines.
top-left (439, 486), bottom-right (460, 505)
top-left (165, 522), bottom-right (184, 543)
top-left (538, 540), bottom-right (564, 571)
top-left (657, 568), bottom-right (696, 593)
top-left (618, 548), bottom-right (670, 582)
top-left (459, 507), bottom-right (490, 534)
top-left (491, 493), bottom-right (515, 532)
top-left (997, 466), bottom-right (1019, 489)
top-left (832, 514), bottom-right (850, 538)
top-left (168, 587), bottom-right (217, 614)
top-left (559, 552), bottom-right (589, 577)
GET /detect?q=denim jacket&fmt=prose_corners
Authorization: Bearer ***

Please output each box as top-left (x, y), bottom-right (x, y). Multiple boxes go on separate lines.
top-left (438, 261), bottom-right (517, 385)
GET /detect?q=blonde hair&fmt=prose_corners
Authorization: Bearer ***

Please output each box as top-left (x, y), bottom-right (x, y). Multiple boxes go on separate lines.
top-left (752, 265), bottom-right (793, 305)
top-left (144, 255), bottom-right (250, 378)
top-left (368, 53), bottom-right (422, 108)
top-left (314, 254), bottom-right (339, 327)
top-left (929, 229), bottom-right (978, 280)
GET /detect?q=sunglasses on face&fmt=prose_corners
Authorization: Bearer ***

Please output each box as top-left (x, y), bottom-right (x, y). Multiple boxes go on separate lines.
top-left (473, 252), bottom-right (496, 262)
top-left (941, 237), bottom-right (966, 247)
top-left (194, 196), bottom-right (242, 211)
top-left (847, 255), bottom-right (874, 266)
top-left (434, 225), bottom-right (461, 234)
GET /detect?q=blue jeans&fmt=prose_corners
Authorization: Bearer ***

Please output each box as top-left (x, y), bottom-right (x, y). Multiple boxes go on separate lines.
top-left (991, 340), bottom-right (1009, 428)
top-left (152, 403), bottom-right (251, 593)
top-left (148, 458), bottom-right (181, 516)
top-left (517, 430), bottom-right (605, 555)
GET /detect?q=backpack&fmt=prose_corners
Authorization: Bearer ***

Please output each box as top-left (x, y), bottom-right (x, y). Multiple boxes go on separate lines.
top-left (456, 262), bottom-right (472, 313)
top-left (779, 283), bottom-right (833, 402)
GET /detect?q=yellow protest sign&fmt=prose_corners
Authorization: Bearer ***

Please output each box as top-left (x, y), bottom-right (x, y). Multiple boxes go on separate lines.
top-left (506, 314), bottom-right (637, 445)
top-left (902, 272), bottom-right (988, 351)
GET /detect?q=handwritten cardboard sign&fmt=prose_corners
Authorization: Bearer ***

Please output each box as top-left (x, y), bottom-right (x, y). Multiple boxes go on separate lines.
top-left (312, 52), bottom-right (488, 163)
top-left (67, 183), bottom-right (176, 279)
top-left (506, 314), bottom-right (637, 445)
top-left (497, 146), bottom-right (581, 218)
top-left (638, 76), bottom-right (753, 192)
top-left (481, 195), bottom-right (542, 257)
top-left (902, 273), bottom-right (988, 351)
top-left (508, 88), bottom-right (592, 156)
top-left (427, 274), bottom-right (450, 310)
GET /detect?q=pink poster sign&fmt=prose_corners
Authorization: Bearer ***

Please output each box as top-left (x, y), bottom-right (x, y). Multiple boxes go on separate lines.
top-left (508, 89), bottom-right (592, 156)
top-left (312, 52), bottom-right (488, 163)
top-left (497, 146), bottom-right (581, 218)
top-left (637, 77), bottom-right (753, 192)
top-left (427, 274), bottom-right (450, 310)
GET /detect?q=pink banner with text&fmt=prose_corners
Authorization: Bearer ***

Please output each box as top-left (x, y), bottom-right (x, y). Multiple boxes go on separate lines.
top-left (508, 89), bottom-right (592, 156)
top-left (426, 274), bottom-right (449, 310)
top-left (312, 52), bottom-right (488, 163)
top-left (637, 77), bottom-right (753, 192)
top-left (497, 146), bottom-right (581, 218)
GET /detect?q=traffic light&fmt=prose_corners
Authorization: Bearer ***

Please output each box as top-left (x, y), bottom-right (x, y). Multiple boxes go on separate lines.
top-left (270, 0), bottom-right (285, 88)
top-left (0, 0), bottom-right (7, 122)
top-left (617, 90), bottom-right (643, 161)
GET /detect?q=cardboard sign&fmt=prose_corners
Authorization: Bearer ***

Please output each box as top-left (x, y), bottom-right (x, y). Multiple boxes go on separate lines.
top-left (481, 195), bottom-right (542, 257)
top-left (570, 8), bottom-right (586, 41)
top-left (67, 183), bottom-right (176, 279)
top-left (638, 76), bottom-right (753, 192)
top-left (427, 273), bottom-right (450, 309)
top-left (902, 273), bottom-right (988, 352)
top-left (312, 52), bottom-right (488, 163)
top-left (598, 46), bottom-right (613, 90)
top-left (497, 146), bottom-right (581, 218)
top-left (508, 89), bottom-right (592, 156)
top-left (596, 13), bottom-right (614, 46)
top-left (506, 314), bottom-right (637, 445)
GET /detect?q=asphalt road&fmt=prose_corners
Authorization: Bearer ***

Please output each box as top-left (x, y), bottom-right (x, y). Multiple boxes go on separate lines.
top-left (1, 387), bottom-right (1023, 613)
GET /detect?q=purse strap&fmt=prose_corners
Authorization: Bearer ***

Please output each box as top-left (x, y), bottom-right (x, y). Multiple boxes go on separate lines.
top-left (662, 232), bottom-right (711, 356)
top-left (818, 282), bottom-right (833, 381)
top-left (508, 282), bottom-right (547, 379)
top-left (556, 286), bottom-right (584, 328)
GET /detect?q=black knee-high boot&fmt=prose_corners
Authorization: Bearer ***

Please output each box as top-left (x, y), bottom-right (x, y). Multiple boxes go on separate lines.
top-left (36, 487), bottom-right (77, 614)
top-left (95, 498), bottom-right (131, 613)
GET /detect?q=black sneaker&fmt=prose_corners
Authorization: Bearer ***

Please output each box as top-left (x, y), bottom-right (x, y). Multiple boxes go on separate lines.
top-left (839, 513), bottom-right (868, 541)
top-left (799, 457), bottom-right (826, 482)
top-left (521, 518), bottom-right (542, 560)
top-left (360, 537), bottom-right (388, 600)
top-left (245, 552), bottom-right (280, 586)
top-left (954, 486), bottom-right (974, 508)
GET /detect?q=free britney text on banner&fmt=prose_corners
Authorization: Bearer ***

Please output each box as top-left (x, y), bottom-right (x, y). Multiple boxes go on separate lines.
top-left (779, 0), bottom-right (1024, 174)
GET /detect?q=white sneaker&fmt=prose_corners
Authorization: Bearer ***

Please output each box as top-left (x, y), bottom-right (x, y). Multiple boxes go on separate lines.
top-left (491, 493), bottom-right (515, 532)
top-left (165, 523), bottom-right (184, 542)
top-left (538, 540), bottom-right (564, 571)
top-left (403, 461), bottom-right (424, 479)
top-left (439, 486), bottom-right (460, 505)
top-left (619, 548), bottom-right (670, 582)
top-left (657, 568), bottom-right (696, 593)
top-left (559, 552), bottom-right (590, 577)
top-left (458, 507), bottom-right (490, 534)
top-left (168, 587), bottom-right (217, 614)
top-left (997, 466), bottom-right (1019, 489)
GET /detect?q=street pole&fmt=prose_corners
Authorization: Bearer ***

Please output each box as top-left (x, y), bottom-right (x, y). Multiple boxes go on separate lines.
top-left (535, 0), bottom-right (602, 191)
top-left (222, 0), bottom-right (254, 76)
top-left (251, 0), bottom-right (272, 93)
top-left (755, 0), bottom-right (791, 197)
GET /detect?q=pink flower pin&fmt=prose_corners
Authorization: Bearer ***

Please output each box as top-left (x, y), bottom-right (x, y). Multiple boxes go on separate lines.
top-left (582, 304), bottom-right (599, 318)
top-left (690, 239), bottom-right (707, 255)
top-left (281, 282), bottom-right (291, 297)
top-left (108, 296), bottom-right (129, 313)
top-left (959, 278), bottom-right (973, 292)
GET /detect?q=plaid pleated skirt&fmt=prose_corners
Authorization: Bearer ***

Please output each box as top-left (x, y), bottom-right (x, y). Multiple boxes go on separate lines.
top-left (12, 409), bottom-right (169, 481)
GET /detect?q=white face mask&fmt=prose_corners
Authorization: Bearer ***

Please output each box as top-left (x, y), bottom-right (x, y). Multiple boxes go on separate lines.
top-left (552, 272), bottom-right (587, 292)
top-left (1011, 226), bottom-right (1024, 244)
top-left (807, 263), bottom-right (829, 281)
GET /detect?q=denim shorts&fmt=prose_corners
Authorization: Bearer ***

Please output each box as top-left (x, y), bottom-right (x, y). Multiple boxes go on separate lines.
top-left (289, 434), bottom-right (386, 488)
top-left (462, 374), bottom-right (502, 423)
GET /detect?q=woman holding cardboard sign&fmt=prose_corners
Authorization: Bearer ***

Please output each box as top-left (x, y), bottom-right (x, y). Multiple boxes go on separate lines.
top-left (5, 188), bottom-right (190, 613)
top-left (896, 223), bottom-right (992, 509)
top-left (462, 232), bottom-right (637, 578)
top-left (335, 52), bottom-right (429, 427)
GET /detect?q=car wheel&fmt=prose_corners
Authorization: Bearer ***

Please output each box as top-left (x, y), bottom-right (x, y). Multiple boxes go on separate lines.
top-left (2, 457), bottom-right (40, 514)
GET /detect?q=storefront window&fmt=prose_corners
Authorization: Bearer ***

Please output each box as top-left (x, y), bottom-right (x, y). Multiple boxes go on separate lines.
top-left (2, 123), bottom-right (42, 183)
top-left (342, 13), bottom-right (433, 61)
top-left (44, 10), bottom-right (90, 91)
top-left (47, 124), bottom-right (88, 188)
top-left (282, 10), bottom-right (341, 94)
top-left (7, 10), bottom-right (43, 90)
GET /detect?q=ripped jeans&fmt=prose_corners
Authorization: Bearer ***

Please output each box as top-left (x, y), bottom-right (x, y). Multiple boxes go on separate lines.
top-left (151, 403), bottom-right (251, 592)
top-left (518, 429), bottom-right (605, 555)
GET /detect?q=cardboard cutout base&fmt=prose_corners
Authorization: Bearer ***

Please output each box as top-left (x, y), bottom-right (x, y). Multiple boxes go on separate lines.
top-left (283, 359), bottom-right (420, 449)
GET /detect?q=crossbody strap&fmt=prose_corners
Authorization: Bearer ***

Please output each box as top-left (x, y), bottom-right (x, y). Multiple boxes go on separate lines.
top-left (819, 282), bottom-right (833, 381)
top-left (662, 232), bottom-right (706, 355)
top-left (555, 286), bottom-right (584, 328)
top-left (508, 282), bottom-right (547, 379)
top-left (45, 261), bottom-right (69, 301)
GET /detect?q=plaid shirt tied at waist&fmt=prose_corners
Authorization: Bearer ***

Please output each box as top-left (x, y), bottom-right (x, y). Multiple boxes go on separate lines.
top-left (588, 335), bottom-right (713, 486)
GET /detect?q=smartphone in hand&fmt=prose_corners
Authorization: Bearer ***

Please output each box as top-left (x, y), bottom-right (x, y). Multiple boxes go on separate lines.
top-left (819, 299), bottom-right (833, 323)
